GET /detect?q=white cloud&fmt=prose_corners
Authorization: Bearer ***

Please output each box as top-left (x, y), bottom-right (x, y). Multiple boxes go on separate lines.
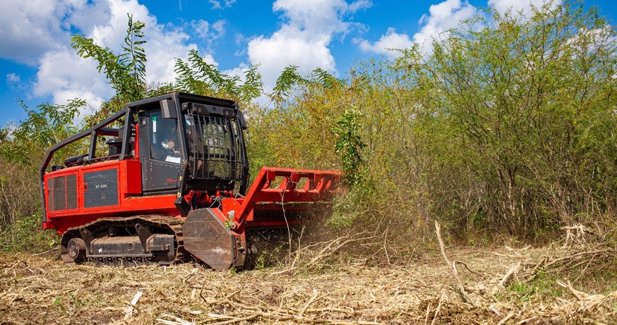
top-left (212, 21), bottom-right (226, 38)
top-left (0, 0), bottom-right (214, 121)
top-left (413, 0), bottom-right (477, 52)
top-left (31, 0), bottom-right (202, 113)
top-left (83, 0), bottom-right (198, 86)
top-left (6, 72), bottom-right (28, 92)
top-left (6, 73), bottom-right (21, 87)
top-left (271, 0), bottom-right (367, 39)
top-left (34, 48), bottom-right (112, 115)
top-left (356, 28), bottom-right (413, 59)
top-left (208, 0), bottom-right (236, 10)
top-left (247, 0), bottom-right (370, 89)
top-left (143, 25), bottom-right (197, 86)
top-left (222, 64), bottom-right (252, 84)
top-left (191, 19), bottom-right (226, 46)
top-left (357, 0), bottom-right (475, 57)
top-left (68, 0), bottom-right (113, 35)
top-left (233, 33), bottom-right (249, 56)
top-left (248, 34), bottom-right (336, 86)
top-left (0, 0), bottom-right (118, 65)
top-left (87, 0), bottom-right (151, 51)
top-left (191, 19), bottom-right (210, 39)
top-left (488, 0), bottom-right (562, 18)
top-left (0, 0), bottom-right (72, 64)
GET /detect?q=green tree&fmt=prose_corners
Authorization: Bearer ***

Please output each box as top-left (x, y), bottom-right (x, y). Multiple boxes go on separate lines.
top-left (0, 99), bottom-right (84, 164)
top-left (334, 109), bottom-right (366, 185)
top-left (175, 49), bottom-right (263, 103)
top-left (395, 1), bottom-right (617, 235)
top-left (270, 66), bottom-right (342, 105)
top-left (0, 99), bottom-right (84, 234)
top-left (72, 14), bottom-right (147, 125)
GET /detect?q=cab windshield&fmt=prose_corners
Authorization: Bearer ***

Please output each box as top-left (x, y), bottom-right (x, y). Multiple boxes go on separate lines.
top-left (184, 113), bottom-right (242, 181)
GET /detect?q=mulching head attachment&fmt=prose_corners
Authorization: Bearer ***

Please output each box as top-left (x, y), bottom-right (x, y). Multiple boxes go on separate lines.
top-left (183, 167), bottom-right (341, 271)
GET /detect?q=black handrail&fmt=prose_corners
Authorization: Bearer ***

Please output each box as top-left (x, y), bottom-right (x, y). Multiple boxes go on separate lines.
top-left (39, 108), bottom-right (128, 223)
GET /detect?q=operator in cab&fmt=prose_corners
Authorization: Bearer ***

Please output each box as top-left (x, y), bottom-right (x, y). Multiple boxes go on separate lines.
top-left (152, 120), bottom-right (181, 164)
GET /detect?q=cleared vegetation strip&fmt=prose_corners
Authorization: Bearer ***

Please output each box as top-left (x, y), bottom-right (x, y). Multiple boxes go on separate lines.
top-left (1, 239), bottom-right (616, 324)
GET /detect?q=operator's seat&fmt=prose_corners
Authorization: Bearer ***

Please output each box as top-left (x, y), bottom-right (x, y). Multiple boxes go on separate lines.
top-left (106, 137), bottom-right (122, 156)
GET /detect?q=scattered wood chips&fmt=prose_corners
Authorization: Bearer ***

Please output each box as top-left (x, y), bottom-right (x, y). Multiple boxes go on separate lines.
top-left (1, 236), bottom-right (616, 324)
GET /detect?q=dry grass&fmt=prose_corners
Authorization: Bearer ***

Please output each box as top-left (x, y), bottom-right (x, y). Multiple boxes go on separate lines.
top-left (1, 231), bottom-right (616, 324)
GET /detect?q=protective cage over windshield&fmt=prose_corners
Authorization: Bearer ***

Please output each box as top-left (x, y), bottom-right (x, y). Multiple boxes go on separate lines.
top-left (185, 107), bottom-right (244, 183)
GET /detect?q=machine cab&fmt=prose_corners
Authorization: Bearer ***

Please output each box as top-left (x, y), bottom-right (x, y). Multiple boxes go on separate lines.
top-left (135, 95), bottom-right (249, 195)
top-left (40, 93), bottom-right (249, 232)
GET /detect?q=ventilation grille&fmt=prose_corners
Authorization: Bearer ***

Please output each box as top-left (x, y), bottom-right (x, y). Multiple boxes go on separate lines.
top-left (49, 174), bottom-right (77, 211)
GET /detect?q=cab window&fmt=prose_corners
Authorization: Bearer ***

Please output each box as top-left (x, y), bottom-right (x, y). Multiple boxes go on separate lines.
top-left (149, 112), bottom-right (181, 163)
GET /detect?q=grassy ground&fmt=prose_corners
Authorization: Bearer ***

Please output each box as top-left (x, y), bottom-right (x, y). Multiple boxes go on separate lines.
top-left (1, 236), bottom-right (616, 325)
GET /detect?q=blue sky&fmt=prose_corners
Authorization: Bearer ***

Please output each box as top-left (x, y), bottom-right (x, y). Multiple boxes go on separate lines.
top-left (1, 0), bottom-right (615, 127)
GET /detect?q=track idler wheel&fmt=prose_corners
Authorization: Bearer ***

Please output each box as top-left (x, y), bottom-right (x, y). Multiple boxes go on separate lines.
top-left (67, 238), bottom-right (87, 263)
top-left (183, 209), bottom-right (247, 271)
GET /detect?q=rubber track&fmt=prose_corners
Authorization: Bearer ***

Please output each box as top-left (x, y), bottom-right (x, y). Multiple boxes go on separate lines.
top-left (60, 215), bottom-right (187, 265)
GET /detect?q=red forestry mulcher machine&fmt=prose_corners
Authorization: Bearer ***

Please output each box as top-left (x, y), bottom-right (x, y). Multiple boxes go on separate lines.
top-left (40, 92), bottom-right (341, 270)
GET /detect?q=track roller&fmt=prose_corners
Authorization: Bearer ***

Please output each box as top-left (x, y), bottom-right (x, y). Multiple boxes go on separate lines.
top-left (66, 237), bottom-right (87, 263)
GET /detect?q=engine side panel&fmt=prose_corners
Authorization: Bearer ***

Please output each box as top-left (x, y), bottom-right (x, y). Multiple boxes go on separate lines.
top-left (84, 169), bottom-right (118, 208)
top-left (43, 159), bottom-right (178, 234)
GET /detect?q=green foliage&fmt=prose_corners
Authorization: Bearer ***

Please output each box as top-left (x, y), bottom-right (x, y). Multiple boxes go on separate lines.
top-left (328, 183), bottom-right (374, 228)
top-left (71, 36), bottom-right (119, 87)
top-left (398, 1), bottom-right (617, 235)
top-left (0, 213), bottom-right (58, 253)
top-left (175, 49), bottom-right (262, 103)
top-left (72, 14), bottom-right (146, 102)
top-left (239, 66), bottom-right (263, 103)
top-left (334, 109), bottom-right (365, 185)
top-left (0, 99), bottom-right (85, 234)
top-left (271, 65), bottom-right (308, 104)
top-left (72, 14), bottom-right (148, 126)
top-left (120, 15), bottom-right (147, 99)
top-left (0, 99), bottom-right (84, 164)
top-left (246, 66), bottom-right (344, 180)
top-left (249, 1), bottom-right (617, 242)
top-left (311, 68), bottom-right (341, 89)
top-left (506, 272), bottom-right (564, 302)
top-left (271, 66), bottom-right (342, 105)
top-left (146, 82), bottom-right (179, 97)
